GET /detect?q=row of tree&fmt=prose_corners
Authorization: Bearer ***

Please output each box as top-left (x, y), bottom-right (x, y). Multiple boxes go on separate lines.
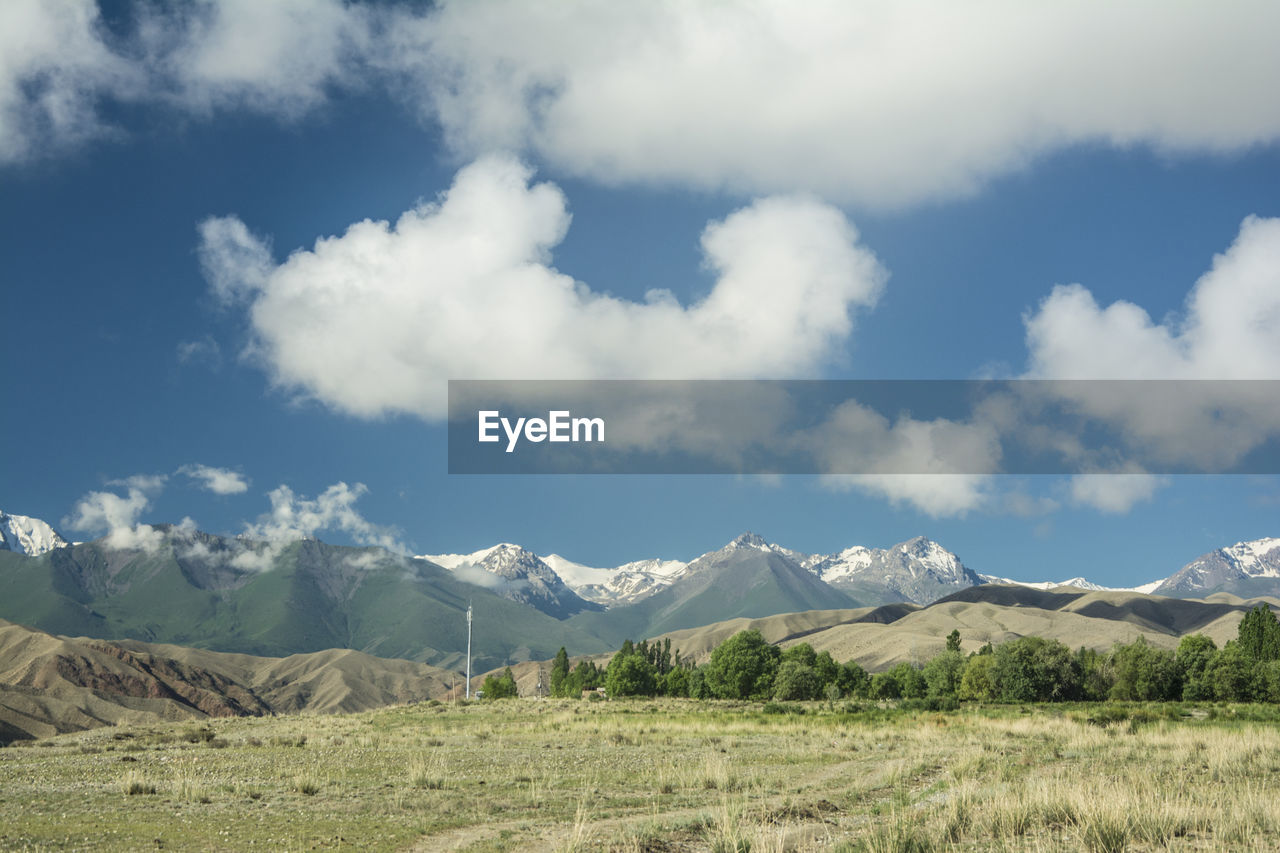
top-left (518, 604), bottom-right (1280, 704)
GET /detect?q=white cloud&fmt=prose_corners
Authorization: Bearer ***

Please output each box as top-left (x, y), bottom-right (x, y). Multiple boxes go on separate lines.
top-left (0, 0), bottom-right (368, 164)
top-left (141, 0), bottom-right (370, 118)
top-left (236, 482), bottom-right (404, 571)
top-left (824, 474), bottom-right (993, 519)
top-left (179, 463), bottom-right (249, 495)
top-left (64, 479), bottom-right (165, 552)
top-left (1025, 216), bottom-right (1280, 380)
top-left (198, 155), bottom-right (885, 420)
top-left (0, 0), bottom-right (142, 162)
top-left (1022, 216), bottom-right (1280, 472)
top-left (1069, 469), bottom-right (1166, 514)
top-left (385, 1), bottom-right (1280, 207)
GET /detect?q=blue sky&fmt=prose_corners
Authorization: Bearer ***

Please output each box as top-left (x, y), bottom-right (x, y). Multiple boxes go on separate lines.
top-left (2, 1), bottom-right (1278, 585)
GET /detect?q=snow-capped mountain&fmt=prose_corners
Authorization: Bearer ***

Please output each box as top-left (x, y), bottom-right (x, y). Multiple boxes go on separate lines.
top-left (809, 536), bottom-right (983, 604)
top-left (977, 574), bottom-right (1164, 594)
top-left (1152, 538), bottom-right (1280, 597)
top-left (0, 511), bottom-right (69, 556)
top-left (417, 544), bottom-right (601, 618)
top-left (541, 553), bottom-right (689, 606)
top-left (420, 532), bottom-right (1278, 611)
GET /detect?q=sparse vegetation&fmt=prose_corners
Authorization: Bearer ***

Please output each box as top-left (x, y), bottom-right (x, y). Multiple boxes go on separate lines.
top-left (4, 698), bottom-right (1280, 850)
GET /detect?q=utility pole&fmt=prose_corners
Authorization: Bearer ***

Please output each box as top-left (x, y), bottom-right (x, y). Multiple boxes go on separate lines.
top-left (465, 602), bottom-right (473, 699)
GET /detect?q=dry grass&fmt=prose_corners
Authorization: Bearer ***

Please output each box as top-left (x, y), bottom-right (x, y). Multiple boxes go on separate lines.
top-left (2, 700), bottom-right (1280, 850)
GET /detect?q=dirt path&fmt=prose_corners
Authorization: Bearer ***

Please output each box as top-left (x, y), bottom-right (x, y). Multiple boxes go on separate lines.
top-left (405, 745), bottom-right (955, 852)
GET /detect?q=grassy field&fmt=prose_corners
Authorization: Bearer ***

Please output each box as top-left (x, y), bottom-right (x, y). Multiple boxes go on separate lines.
top-left (2, 700), bottom-right (1280, 851)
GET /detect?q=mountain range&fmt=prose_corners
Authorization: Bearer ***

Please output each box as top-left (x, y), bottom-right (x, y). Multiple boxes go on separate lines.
top-left (0, 508), bottom-right (1276, 676)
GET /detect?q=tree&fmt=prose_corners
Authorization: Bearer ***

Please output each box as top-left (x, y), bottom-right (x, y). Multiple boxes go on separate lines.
top-left (781, 643), bottom-right (818, 668)
top-left (1238, 605), bottom-right (1280, 662)
top-left (663, 667), bottom-right (691, 697)
top-left (1075, 646), bottom-right (1113, 701)
top-left (958, 654), bottom-right (995, 701)
top-left (837, 660), bottom-right (870, 699)
top-left (567, 660), bottom-right (602, 695)
top-left (773, 660), bottom-right (821, 700)
top-left (1208, 642), bottom-right (1254, 701)
top-left (1176, 634), bottom-right (1217, 701)
top-left (704, 630), bottom-right (781, 700)
top-left (550, 647), bottom-right (571, 697)
top-left (606, 651), bottom-right (657, 697)
top-left (888, 662), bottom-right (927, 699)
top-left (869, 671), bottom-right (901, 700)
top-left (1109, 637), bottom-right (1180, 702)
top-left (812, 650), bottom-right (840, 690)
top-left (991, 636), bottom-right (1080, 702)
top-left (923, 650), bottom-right (965, 698)
top-left (946, 629), bottom-right (962, 653)
top-left (481, 667), bottom-right (518, 700)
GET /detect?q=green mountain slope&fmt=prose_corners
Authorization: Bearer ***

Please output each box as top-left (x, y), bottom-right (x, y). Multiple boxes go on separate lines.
top-left (0, 535), bottom-right (605, 673)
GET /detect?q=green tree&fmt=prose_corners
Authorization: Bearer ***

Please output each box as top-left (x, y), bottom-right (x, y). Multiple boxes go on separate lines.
top-left (688, 667), bottom-right (710, 699)
top-left (1109, 637), bottom-right (1180, 702)
top-left (1238, 605), bottom-right (1280, 662)
top-left (923, 650), bottom-right (965, 698)
top-left (1075, 646), bottom-right (1113, 701)
top-left (812, 650), bottom-right (840, 690)
top-left (888, 662), bottom-right (927, 699)
top-left (837, 660), bottom-right (870, 699)
top-left (869, 671), bottom-right (901, 700)
top-left (481, 667), bottom-right (518, 700)
top-left (946, 629), bottom-right (962, 653)
top-left (773, 660), bottom-right (821, 700)
top-left (1176, 634), bottom-right (1218, 701)
top-left (781, 643), bottom-right (818, 668)
top-left (605, 651), bottom-right (658, 697)
top-left (1208, 642), bottom-right (1254, 701)
top-left (1255, 660), bottom-right (1280, 703)
top-left (567, 660), bottom-right (602, 695)
top-left (704, 630), bottom-right (781, 700)
top-left (991, 636), bottom-right (1080, 702)
top-left (550, 647), bottom-right (571, 697)
top-left (958, 654), bottom-right (995, 701)
top-left (663, 667), bottom-right (691, 698)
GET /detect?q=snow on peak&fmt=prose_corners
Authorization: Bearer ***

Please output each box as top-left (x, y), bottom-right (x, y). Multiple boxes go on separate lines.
top-left (728, 531), bottom-right (771, 550)
top-left (0, 511), bottom-right (70, 556)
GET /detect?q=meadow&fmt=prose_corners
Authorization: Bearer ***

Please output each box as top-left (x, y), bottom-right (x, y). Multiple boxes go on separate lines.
top-left (2, 699), bottom-right (1280, 851)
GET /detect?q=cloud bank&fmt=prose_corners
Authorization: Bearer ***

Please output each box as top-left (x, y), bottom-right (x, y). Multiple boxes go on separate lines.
top-left (391, 0), bottom-right (1280, 206)
top-left (199, 155), bottom-right (885, 420)
top-left (6, 2), bottom-right (1280, 208)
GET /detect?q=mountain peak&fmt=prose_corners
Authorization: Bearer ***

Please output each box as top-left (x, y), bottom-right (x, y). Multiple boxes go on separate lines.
top-left (0, 510), bottom-right (70, 556)
top-left (728, 531), bottom-right (770, 550)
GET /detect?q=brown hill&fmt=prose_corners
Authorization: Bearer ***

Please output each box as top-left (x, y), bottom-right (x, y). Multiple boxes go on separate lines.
top-left (0, 620), bottom-right (457, 743)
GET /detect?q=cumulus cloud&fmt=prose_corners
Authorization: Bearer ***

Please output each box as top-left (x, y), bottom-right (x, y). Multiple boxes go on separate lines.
top-left (233, 482), bottom-right (405, 571)
top-left (198, 155), bottom-right (885, 420)
top-left (140, 0), bottom-right (371, 118)
top-left (1022, 216), bottom-right (1280, 472)
top-left (803, 399), bottom-right (1000, 516)
top-left (0, 0), bottom-right (367, 164)
top-left (0, 0), bottom-right (142, 162)
top-left (1068, 469), bottom-right (1167, 514)
top-left (8, 2), bottom-right (1280, 205)
top-left (64, 477), bottom-right (166, 551)
top-left (385, 0), bottom-right (1280, 206)
top-left (179, 463), bottom-right (249, 495)
top-left (1025, 217), bottom-right (1280, 381)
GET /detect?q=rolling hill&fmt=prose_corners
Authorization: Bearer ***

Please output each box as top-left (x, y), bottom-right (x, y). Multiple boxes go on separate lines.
top-left (0, 619), bottom-right (456, 744)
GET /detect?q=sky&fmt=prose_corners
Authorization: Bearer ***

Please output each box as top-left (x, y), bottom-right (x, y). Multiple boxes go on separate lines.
top-left (2, 0), bottom-right (1278, 586)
